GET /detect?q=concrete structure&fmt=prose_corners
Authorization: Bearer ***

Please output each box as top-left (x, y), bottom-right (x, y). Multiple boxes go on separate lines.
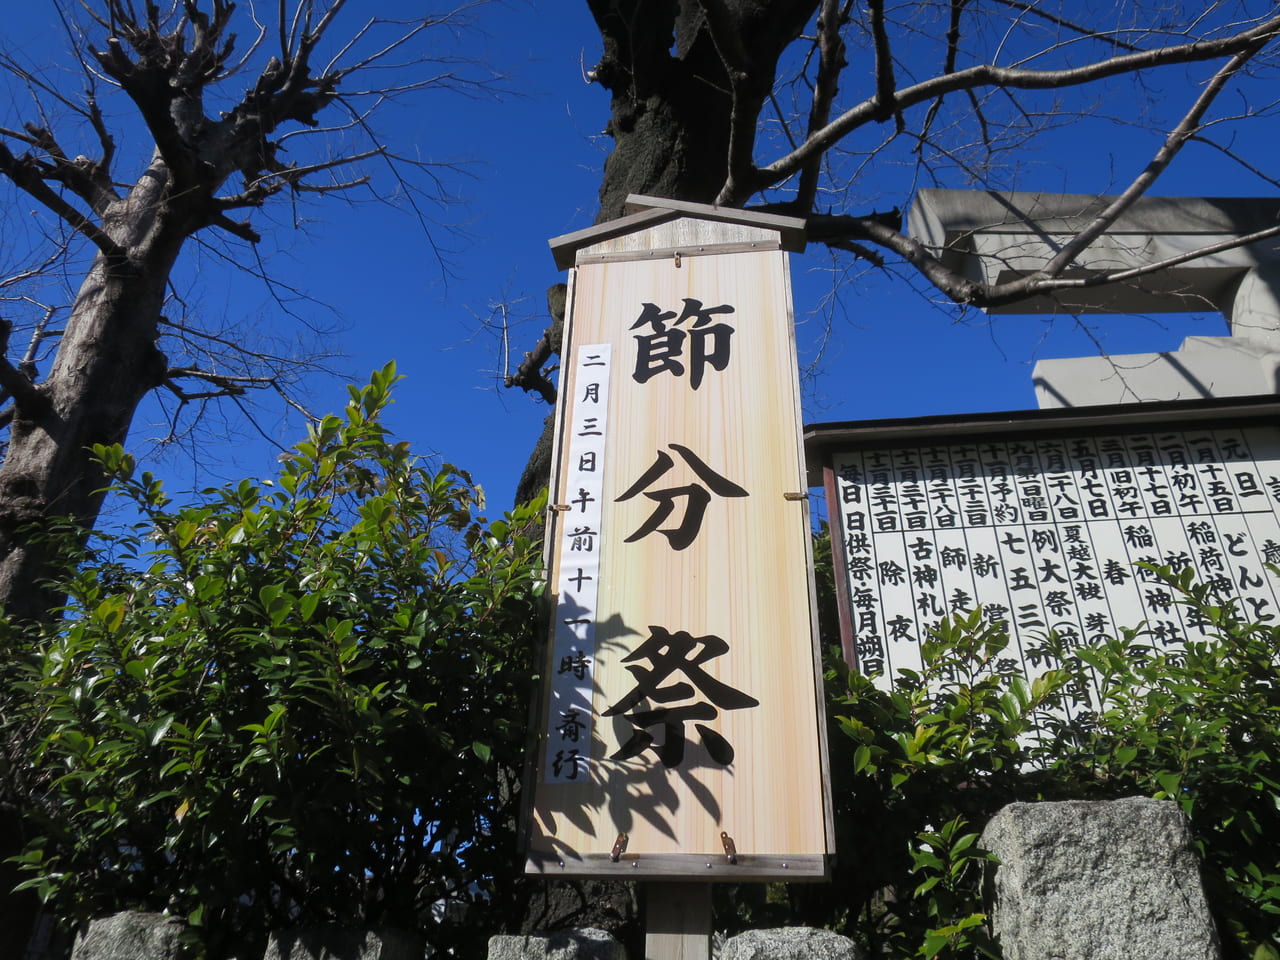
top-left (908, 190), bottom-right (1280, 406)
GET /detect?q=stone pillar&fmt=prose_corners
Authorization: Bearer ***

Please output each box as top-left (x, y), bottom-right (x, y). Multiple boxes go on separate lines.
top-left (70, 914), bottom-right (186, 960)
top-left (487, 928), bottom-right (626, 960)
top-left (720, 928), bottom-right (863, 960)
top-left (263, 928), bottom-right (422, 960)
top-left (1229, 261), bottom-right (1280, 353)
top-left (981, 798), bottom-right (1221, 960)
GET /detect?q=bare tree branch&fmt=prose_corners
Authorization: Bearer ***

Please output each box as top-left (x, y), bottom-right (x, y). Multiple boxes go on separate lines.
top-left (1035, 223), bottom-right (1280, 293)
top-left (796, 0), bottom-right (851, 211)
top-left (749, 12), bottom-right (1280, 202)
top-left (988, 0), bottom-right (1142, 54)
top-left (0, 320), bottom-right (48, 416)
top-left (16, 304), bottom-right (62, 383)
top-left (215, 148), bottom-right (384, 210)
top-left (504, 285), bottom-right (566, 405)
top-left (1041, 41), bottom-right (1265, 278)
top-left (1189, 132), bottom-right (1280, 190)
top-left (0, 143), bottom-right (125, 259)
top-left (867, 0), bottom-right (898, 126)
top-left (915, 0), bottom-right (968, 149)
top-left (163, 367), bottom-right (296, 403)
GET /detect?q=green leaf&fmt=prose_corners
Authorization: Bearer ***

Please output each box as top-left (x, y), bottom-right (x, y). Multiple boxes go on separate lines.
top-left (1155, 771), bottom-right (1182, 798)
top-left (299, 592), bottom-right (321, 622)
top-left (853, 743), bottom-right (872, 773)
top-left (94, 597), bottom-right (126, 632)
top-left (246, 795), bottom-right (274, 821)
top-left (147, 717), bottom-right (174, 747)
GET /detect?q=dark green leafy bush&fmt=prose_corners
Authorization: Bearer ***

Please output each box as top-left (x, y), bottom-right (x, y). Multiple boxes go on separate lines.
top-left (722, 533), bottom-right (1280, 959)
top-left (1053, 565), bottom-right (1280, 956)
top-left (12, 424), bottom-right (1280, 959)
top-left (14, 366), bottom-right (546, 958)
top-left (821, 562), bottom-right (1280, 959)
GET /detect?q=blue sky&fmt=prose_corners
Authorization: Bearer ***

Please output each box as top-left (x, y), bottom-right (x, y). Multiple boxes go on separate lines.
top-left (3, 2), bottom-right (1254, 513)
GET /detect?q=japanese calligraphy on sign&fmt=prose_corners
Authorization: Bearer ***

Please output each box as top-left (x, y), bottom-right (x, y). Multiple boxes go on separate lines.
top-left (828, 420), bottom-right (1280, 684)
top-left (527, 201), bottom-right (830, 880)
top-left (605, 626), bottom-right (760, 767)
top-left (543, 349), bottom-right (762, 783)
top-left (544, 344), bottom-right (612, 783)
top-left (617, 443), bottom-right (749, 550)
top-left (631, 298), bottom-right (736, 389)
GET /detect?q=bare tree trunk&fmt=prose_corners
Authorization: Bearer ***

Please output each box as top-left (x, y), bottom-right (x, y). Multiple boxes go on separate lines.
top-left (591, 1), bottom-right (731, 219)
top-left (511, 2), bottom-right (822, 506)
top-left (588, 0), bottom-right (818, 219)
top-left (0, 158), bottom-right (182, 959)
top-left (0, 158), bottom-right (180, 623)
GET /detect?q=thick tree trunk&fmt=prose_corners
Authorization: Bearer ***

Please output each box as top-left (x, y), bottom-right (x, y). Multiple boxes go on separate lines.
top-left (0, 159), bottom-right (181, 960)
top-left (0, 158), bottom-right (180, 623)
top-left (510, 5), bottom-right (741, 508)
top-left (589, 1), bottom-right (736, 221)
top-left (513, 2), bottom-right (822, 507)
top-left (589, 0), bottom-right (819, 219)
top-left (0, 262), bottom-right (173, 619)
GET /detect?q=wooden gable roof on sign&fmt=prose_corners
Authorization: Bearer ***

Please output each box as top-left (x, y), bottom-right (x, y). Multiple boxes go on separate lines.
top-left (549, 195), bottom-right (807, 270)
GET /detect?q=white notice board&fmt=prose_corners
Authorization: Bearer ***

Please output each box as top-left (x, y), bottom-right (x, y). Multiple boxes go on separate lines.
top-left (829, 421), bottom-right (1280, 680)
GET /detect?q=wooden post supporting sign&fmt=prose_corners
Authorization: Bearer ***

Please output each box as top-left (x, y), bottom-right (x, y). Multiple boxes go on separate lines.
top-left (645, 883), bottom-right (713, 960)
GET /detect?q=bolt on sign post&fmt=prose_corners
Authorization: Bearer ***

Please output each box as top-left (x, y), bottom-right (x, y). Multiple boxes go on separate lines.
top-left (523, 197), bottom-right (833, 886)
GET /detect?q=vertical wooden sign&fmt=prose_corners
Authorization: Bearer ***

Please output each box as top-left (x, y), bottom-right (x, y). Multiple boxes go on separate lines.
top-left (524, 197), bottom-right (831, 879)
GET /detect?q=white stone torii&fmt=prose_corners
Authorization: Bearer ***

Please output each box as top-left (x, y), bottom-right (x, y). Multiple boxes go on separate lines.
top-left (907, 189), bottom-right (1280, 407)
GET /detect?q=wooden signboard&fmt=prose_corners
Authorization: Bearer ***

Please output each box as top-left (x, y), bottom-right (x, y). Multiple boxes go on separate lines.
top-left (523, 197), bottom-right (832, 880)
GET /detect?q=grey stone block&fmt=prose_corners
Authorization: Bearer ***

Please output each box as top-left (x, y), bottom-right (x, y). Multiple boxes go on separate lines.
top-left (982, 798), bottom-right (1221, 960)
top-left (487, 928), bottom-right (625, 960)
top-left (721, 928), bottom-right (863, 960)
top-left (264, 928), bottom-right (422, 960)
top-left (71, 913), bottom-right (187, 960)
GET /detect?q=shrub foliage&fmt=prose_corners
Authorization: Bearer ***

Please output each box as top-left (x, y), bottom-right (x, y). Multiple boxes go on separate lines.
top-left (727, 536), bottom-right (1280, 959)
top-left (8, 399), bottom-right (1280, 959)
top-left (14, 366), bottom-right (546, 957)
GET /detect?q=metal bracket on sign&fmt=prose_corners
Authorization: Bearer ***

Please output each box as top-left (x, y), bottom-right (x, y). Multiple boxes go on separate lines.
top-left (720, 831), bottom-right (738, 865)
top-left (610, 833), bottom-right (629, 863)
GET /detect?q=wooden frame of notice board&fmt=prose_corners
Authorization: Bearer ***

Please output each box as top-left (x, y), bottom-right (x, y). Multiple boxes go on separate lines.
top-left (806, 396), bottom-right (1280, 677)
top-left (519, 196), bottom-right (833, 882)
